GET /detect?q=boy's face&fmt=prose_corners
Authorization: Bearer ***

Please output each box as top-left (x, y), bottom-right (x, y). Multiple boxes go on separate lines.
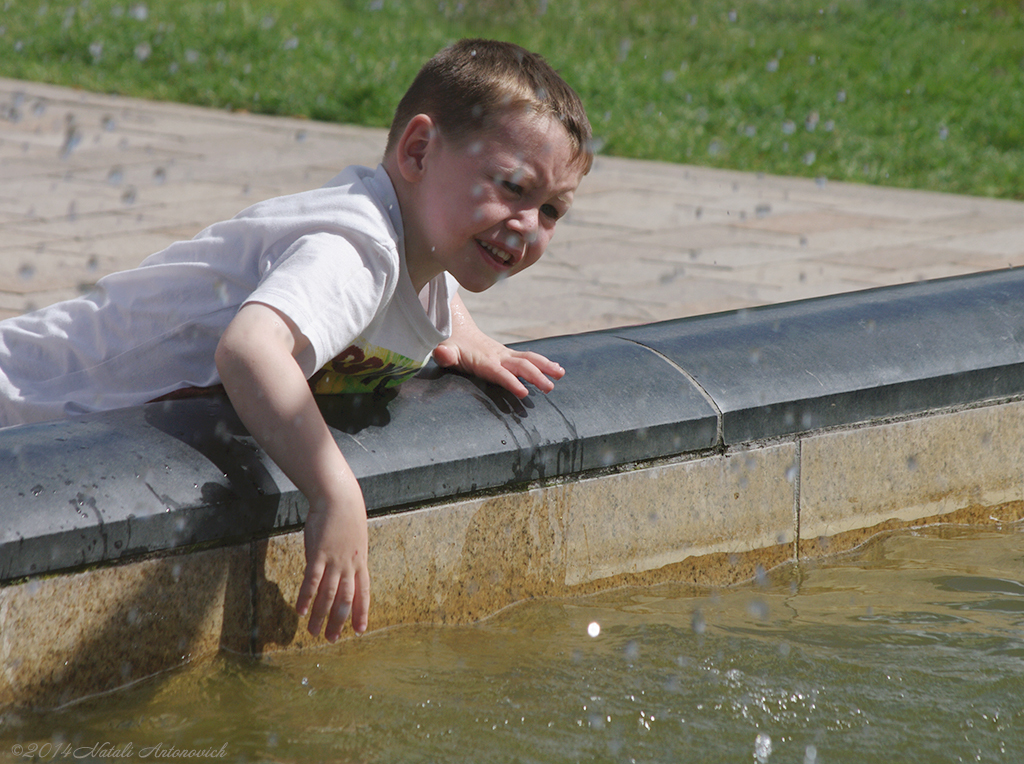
top-left (406, 110), bottom-right (584, 294)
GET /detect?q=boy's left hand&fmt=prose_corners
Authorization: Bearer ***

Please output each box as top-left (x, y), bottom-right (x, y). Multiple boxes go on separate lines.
top-left (434, 333), bottom-right (564, 399)
top-left (434, 293), bottom-right (564, 399)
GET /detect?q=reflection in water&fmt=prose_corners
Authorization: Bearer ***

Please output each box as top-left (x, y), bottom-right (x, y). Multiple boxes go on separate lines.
top-left (2, 526), bottom-right (1022, 762)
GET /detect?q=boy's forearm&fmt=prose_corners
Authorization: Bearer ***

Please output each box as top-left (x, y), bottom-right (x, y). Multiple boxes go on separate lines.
top-left (216, 330), bottom-right (359, 510)
top-left (215, 305), bottom-right (370, 637)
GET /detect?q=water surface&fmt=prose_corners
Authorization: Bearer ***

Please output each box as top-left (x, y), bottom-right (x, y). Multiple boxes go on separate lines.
top-left (3, 525), bottom-right (1022, 763)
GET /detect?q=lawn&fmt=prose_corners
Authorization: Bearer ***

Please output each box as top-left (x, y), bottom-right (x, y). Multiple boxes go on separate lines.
top-left (2, 0), bottom-right (1023, 198)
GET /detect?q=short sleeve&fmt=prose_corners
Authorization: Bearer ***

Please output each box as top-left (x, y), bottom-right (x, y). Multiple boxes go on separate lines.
top-left (243, 231), bottom-right (399, 377)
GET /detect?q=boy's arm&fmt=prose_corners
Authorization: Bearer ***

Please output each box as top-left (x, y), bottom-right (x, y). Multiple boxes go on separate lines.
top-left (433, 293), bottom-right (565, 399)
top-left (215, 302), bottom-right (369, 641)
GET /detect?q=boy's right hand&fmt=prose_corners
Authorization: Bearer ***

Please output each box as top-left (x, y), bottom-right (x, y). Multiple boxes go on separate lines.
top-left (216, 302), bottom-right (373, 641)
top-left (297, 493), bottom-right (370, 640)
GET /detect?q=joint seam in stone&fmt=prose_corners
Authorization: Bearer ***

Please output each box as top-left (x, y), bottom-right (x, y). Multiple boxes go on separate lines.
top-left (623, 338), bottom-right (725, 447)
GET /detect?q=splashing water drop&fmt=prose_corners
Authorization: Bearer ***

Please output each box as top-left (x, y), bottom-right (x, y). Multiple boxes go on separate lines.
top-left (754, 732), bottom-right (772, 763)
top-left (107, 166), bottom-right (124, 185)
top-left (747, 599), bottom-right (769, 620)
top-left (18, 264), bottom-right (35, 281)
top-left (587, 621), bottom-right (600, 638)
top-left (690, 609), bottom-right (706, 634)
top-left (134, 42), bottom-right (151, 62)
top-left (121, 186), bottom-right (137, 205)
top-left (283, 37), bottom-right (299, 51)
top-left (89, 41), bottom-right (103, 62)
top-left (60, 115), bottom-right (82, 158)
top-left (153, 167), bottom-right (166, 184)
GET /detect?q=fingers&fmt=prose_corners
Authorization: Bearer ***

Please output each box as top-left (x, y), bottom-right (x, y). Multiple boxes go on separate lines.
top-left (352, 566), bottom-right (371, 635)
top-left (432, 341), bottom-right (460, 368)
top-left (501, 352), bottom-right (565, 395)
top-left (299, 560), bottom-right (370, 641)
top-left (324, 575), bottom-right (355, 643)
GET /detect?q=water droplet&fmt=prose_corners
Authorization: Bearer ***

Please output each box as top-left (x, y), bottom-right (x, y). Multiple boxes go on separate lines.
top-left (153, 166), bottom-right (166, 184)
top-left (587, 621), bottom-right (600, 638)
top-left (121, 186), bottom-right (137, 205)
top-left (60, 115), bottom-right (82, 159)
top-left (261, 15), bottom-right (275, 29)
top-left (804, 745), bottom-right (818, 764)
top-left (690, 609), bottom-right (706, 634)
top-left (129, 3), bottom-right (148, 21)
top-left (283, 37), bottom-right (299, 51)
top-left (18, 263), bottom-right (35, 281)
top-left (294, 129), bottom-right (307, 142)
top-left (617, 38), bottom-right (632, 62)
top-left (101, 114), bottom-right (116, 131)
top-left (754, 564), bottom-right (768, 587)
top-left (185, 49), bottom-right (200, 64)
top-left (766, 59), bottom-right (779, 73)
top-left (107, 166), bottom-right (123, 185)
top-left (803, 151), bottom-right (816, 166)
top-left (134, 42), bottom-right (151, 62)
top-left (754, 732), bottom-right (772, 763)
top-left (781, 120), bottom-right (796, 135)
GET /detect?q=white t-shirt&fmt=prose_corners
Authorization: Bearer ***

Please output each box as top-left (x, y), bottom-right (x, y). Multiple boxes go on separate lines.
top-left (0, 164), bottom-right (457, 427)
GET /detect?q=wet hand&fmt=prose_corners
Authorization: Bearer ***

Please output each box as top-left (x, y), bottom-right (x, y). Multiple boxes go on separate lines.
top-left (434, 336), bottom-right (565, 399)
top-left (296, 498), bottom-right (370, 641)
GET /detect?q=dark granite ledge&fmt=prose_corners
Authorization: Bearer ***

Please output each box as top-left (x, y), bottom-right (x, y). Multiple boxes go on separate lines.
top-left (3, 266), bottom-right (1024, 583)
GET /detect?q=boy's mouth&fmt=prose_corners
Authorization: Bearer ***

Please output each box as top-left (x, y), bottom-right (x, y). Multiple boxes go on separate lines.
top-left (477, 239), bottom-right (515, 268)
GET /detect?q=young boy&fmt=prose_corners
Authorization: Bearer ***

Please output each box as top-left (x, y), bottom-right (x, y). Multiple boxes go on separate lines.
top-left (0, 39), bottom-right (593, 642)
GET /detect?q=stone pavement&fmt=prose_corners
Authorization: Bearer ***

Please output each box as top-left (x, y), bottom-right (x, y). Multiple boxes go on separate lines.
top-left (2, 76), bottom-right (1023, 344)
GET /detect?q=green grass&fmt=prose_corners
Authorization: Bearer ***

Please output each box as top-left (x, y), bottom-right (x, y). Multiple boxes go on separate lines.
top-left (3, 0), bottom-right (1023, 198)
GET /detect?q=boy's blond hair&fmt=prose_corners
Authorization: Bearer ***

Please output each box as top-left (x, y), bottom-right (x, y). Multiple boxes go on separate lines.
top-left (385, 39), bottom-right (593, 173)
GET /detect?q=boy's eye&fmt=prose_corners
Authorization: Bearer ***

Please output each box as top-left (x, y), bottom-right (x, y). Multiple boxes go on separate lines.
top-left (501, 180), bottom-right (524, 196)
top-left (541, 204), bottom-right (561, 221)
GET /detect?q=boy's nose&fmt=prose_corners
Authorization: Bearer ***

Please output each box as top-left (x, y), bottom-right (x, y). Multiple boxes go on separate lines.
top-left (507, 207), bottom-right (539, 242)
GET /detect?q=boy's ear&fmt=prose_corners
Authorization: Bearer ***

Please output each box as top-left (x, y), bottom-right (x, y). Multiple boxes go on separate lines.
top-left (395, 114), bottom-right (437, 183)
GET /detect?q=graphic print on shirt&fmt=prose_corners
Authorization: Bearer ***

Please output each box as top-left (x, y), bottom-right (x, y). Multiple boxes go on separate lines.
top-left (310, 337), bottom-right (424, 394)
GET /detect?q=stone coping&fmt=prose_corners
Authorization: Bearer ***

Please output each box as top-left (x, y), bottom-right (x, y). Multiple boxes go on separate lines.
top-left (3, 266), bottom-right (1024, 584)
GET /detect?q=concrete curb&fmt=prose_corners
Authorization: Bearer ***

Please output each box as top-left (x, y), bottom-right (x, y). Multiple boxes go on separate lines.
top-left (3, 267), bottom-right (1023, 583)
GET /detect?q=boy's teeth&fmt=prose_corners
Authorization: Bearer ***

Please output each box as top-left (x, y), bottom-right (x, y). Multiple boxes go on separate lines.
top-left (481, 241), bottom-right (511, 264)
